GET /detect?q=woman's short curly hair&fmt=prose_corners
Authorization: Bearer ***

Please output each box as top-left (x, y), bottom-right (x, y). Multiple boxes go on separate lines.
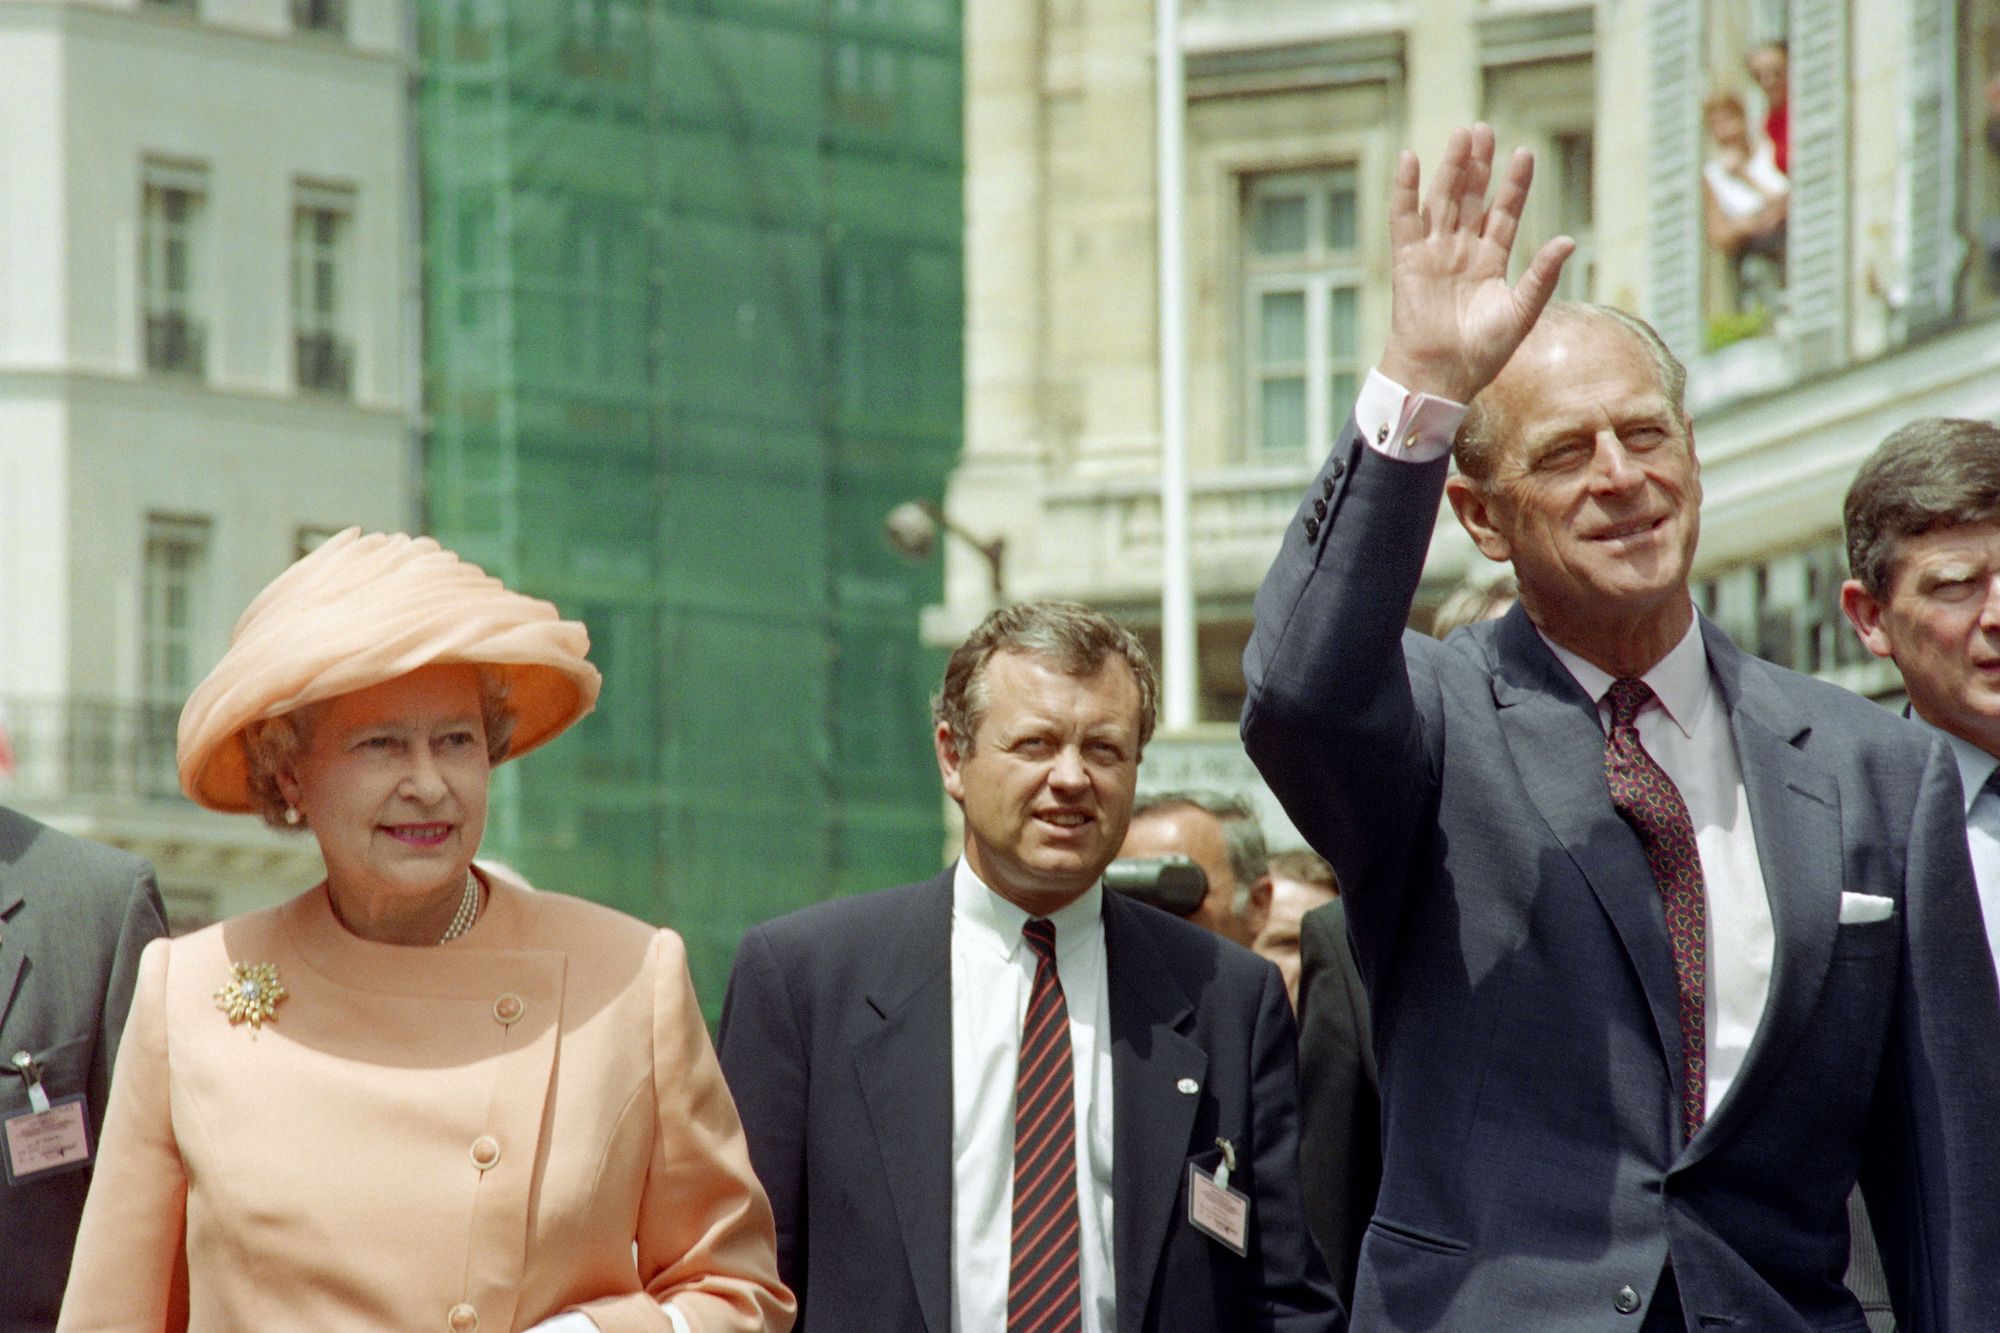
top-left (239, 668), bottom-right (518, 831)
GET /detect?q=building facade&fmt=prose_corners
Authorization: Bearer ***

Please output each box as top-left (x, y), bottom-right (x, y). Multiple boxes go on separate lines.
top-left (0, 0), bottom-right (418, 929)
top-left (952, 0), bottom-right (1999, 764)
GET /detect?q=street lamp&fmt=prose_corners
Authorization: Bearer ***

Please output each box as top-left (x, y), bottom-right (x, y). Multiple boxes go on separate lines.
top-left (884, 500), bottom-right (1006, 602)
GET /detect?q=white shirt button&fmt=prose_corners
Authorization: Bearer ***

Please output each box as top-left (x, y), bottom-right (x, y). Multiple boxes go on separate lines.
top-left (447, 1303), bottom-right (478, 1332)
top-left (470, 1136), bottom-right (501, 1170)
top-left (493, 993), bottom-right (524, 1025)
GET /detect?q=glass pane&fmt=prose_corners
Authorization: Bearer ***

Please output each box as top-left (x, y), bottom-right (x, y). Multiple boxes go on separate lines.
top-left (1260, 377), bottom-right (1306, 453)
top-left (1253, 193), bottom-right (1308, 255)
top-left (1329, 371), bottom-right (1359, 427)
top-left (1259, 290), bottom-right (1306, 364)
top-left (1326, 179), bottom-right (1358, 250)
top-left (1327, 285), bottom-right (1358, 357)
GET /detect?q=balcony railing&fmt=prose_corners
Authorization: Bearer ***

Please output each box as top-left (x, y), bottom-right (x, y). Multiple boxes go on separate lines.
top-left (295, 331), bottom-right (354, 396)
top-left (145, 311), bottom-right (206, 377)
top-left (0, 698), bottom-right (189, 804)
top-left (292, 0), bottom-right (347, 35)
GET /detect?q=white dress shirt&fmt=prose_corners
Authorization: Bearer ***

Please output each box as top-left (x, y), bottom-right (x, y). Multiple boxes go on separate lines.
top-left (1911, 714), bottom-right (2000, 977)
top-left (1358, 370), bottom-right (1776, 1122)
top-left (950, 859), bottom-right (1117, 1333)
top-left (1546, 624), bottom-right (1775, 1121)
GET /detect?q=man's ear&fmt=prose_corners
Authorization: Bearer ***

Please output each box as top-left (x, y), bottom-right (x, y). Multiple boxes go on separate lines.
top-left (1445, 475), bottom-right (1514, 563)
top-left (934, 721), bottom-right (967, 805)
top-left (1245, 874), bottom-right (1272, 941)
top-left (1839, 579), bottom-right (1899, 661)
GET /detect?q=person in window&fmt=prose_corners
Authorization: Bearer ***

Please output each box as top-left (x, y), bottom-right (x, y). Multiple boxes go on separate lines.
top-left (1701, 91), bottom-right (1789, 314)
top-left (58, 528), bottom-right (793, 1333)
top-left (1747, 42), bottom-right (1789, 174)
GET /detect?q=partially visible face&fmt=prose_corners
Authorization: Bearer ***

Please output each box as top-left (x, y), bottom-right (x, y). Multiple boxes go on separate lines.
top-left (1252, 875), bottom-right (1339, 1008)
top-left (938, 651), bottom-right (1142, 913)
top-left (1842, 518), bottom-right (2000, 756)
top-left (282, 663), bottom-right (491, 908)
top-left (1748, 47), bottom-right (1788, 106)
top-left (1706, 105), bottom-right (1749, 149)
top-left (1118, 804), bottom-right (1255, 946)
top-left (1449, 323), bottom-right (1701, 649)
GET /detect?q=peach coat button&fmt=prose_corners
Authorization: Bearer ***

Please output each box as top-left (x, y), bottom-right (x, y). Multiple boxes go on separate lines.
top-left (470, 1136), bottom-right (501, 1170)
top-left (448, 1303), bottom-right (478, 1332)
top-left (493, 993), bottom-right (524, 1025)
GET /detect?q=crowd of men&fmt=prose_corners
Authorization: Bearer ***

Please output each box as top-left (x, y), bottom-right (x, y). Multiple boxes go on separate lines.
top-left (13, 123), bottom-right (2000, 1332)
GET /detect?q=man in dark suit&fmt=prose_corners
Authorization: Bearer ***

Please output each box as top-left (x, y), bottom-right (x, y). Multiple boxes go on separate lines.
top-left (1837, 416), bottom-right (2000, 1333)
top-left (0, 806), bottom-right (167, 1330)
top-left (1292, 897), bottom-right (1377, 1309)
top-left (718, 600), bottom-right (1342, 1331)
top-left (1241, 124), bottom-right (2000, 1330)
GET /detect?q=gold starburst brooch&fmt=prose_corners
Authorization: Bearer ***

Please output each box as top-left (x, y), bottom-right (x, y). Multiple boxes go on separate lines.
top-left (215, 962), bottom-right (288, 1030)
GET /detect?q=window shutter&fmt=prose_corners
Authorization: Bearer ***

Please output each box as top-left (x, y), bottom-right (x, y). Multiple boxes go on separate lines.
top-left (1899, 0), bottom-right (1960, 335)
top-left (1785, 0), bottom-right (1850, 373)
top-left (1645, 0), bottom-right (1704, 362)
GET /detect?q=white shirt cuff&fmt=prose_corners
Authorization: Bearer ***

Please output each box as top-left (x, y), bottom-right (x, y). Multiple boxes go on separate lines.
top-left (665, 1303), bottom-right (693, 1333)
top-left (1353, 368), bottom-right (1468, 464)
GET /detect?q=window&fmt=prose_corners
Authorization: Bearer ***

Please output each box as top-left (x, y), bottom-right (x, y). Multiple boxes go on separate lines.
top-left (1554, 130), bottom-right (1597, 302)
top-left (1241, 168), bottom-right (1362, 462)
top-left (293, 186), bottom-right (355, 396)
top-left (142, 515), bottom-right (211, 705)
top-left (142, 162), bottom-right (208, 377)
top-left (292, 0), bottom-right (346, 35)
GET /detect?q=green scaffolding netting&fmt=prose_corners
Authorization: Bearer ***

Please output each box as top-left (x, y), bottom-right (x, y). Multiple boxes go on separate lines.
top-left (418, 0), bottom-right (963, 1018)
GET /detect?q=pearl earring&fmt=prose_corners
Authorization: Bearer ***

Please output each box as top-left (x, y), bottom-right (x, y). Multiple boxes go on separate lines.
top-left (284, 805), bottom-right (301, 826)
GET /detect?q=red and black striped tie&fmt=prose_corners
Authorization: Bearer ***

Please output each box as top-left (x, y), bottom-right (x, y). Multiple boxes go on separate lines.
top-left (1009, 917), bottom-right (1081, 1332)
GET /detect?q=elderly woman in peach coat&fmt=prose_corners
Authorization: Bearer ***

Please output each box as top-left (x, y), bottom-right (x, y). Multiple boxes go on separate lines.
top-left (59, 530), bottom-right (793, 1333)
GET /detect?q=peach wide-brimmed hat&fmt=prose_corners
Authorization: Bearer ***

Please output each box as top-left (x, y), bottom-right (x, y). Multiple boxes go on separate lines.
top-left (178, 527), bottom-right (602, 813)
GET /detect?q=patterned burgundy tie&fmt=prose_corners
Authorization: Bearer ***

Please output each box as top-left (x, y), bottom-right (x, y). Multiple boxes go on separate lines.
top-left (1602, 678), bottom-right (1709, 1144)
top-left (1010, 917), bottom-right (1081, 1332)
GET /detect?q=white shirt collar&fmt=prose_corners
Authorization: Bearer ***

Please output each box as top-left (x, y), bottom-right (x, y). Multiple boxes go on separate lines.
top-left (1908, 712), bottom-right (2000, 815)
top-left (1541, 616), bottom-right (1712, 740)
top-left (951, 857), bottom-right (1104, 963)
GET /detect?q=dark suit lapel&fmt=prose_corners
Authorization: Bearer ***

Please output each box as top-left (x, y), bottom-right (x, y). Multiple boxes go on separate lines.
top-left (1681, 623), bottom-right (1842, 1167)
top-left (1490, 607), bottom-right (1686, 1082)
top-left (1104, 894), bottom-right (1207, 1333)
top-left (850, 875), bottom-right (955, 1333)
top-left (0, 882), bottom-right (26, 1038)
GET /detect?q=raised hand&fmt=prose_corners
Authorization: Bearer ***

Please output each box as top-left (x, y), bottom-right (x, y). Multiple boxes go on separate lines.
top-left (1376, 124), bottom-right (1575, 405)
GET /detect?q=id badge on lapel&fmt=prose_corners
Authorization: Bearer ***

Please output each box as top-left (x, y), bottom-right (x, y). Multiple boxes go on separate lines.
top-left (3, 1049), bottom-right (92, 1185)
top-left (1187, 1136), bottom-right (1250, 1256)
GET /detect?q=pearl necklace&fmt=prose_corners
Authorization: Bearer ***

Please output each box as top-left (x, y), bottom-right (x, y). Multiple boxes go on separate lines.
top-left (438, 870), bottom-right (481, 944)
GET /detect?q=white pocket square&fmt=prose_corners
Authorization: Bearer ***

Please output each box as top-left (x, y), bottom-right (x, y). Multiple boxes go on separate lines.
top-left (1839, 891), bottom-right (1896, 925)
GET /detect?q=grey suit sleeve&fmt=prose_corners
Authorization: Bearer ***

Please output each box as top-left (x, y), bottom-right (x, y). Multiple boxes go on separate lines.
top-left (1241, 429), bottom-right (1449, 966)
top-left (90, 866), bottom-right (169, 1140)
top-left (715, 927), bottom-right (810, 1318)
top-left (1294, 902), bottom-right (1378, 1307)
top-left (1858, 735), bottom-right (2000, 1332)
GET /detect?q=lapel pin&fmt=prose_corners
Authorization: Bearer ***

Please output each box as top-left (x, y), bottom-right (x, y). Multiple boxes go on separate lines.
top-left (215, 962), bottom-right (288, 1030)
top-left (1177, 1078), bottom-right (1199, 1095)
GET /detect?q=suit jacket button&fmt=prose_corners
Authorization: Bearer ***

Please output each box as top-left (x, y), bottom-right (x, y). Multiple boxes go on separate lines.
top-left (470, 1136), bottom-right (501, 1170)
top-left (1613, 1285), bottom-right (1641, 1314)
top-left (1304, 516), bottom-right (1321, 542)
top-left (493, 993), bottom-right (524, 1025)
top-left (448, 1303), bottom-right (479, 1332)
top-left (1321, 475), bottom-right (1335, 498)
top-left (1331, 458), bottom-right (1346, 479)
top-left (1313, 498), bottom-right (1327, 520)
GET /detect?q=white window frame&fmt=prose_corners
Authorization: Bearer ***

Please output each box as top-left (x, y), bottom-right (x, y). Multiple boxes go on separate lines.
top-left (141, 514), bottom-right (212, 705)
top-left (141, 161), bottom-right (208, 376)
top-left (1240, 167), bottom-right (1363, 464)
